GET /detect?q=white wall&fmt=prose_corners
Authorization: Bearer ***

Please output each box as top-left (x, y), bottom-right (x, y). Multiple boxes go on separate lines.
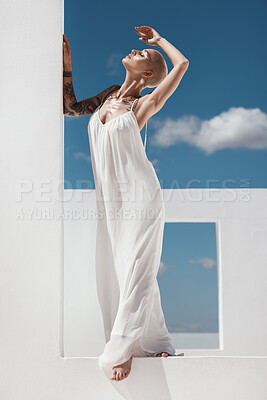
top-left (0, 1), bottom-right (266, 398)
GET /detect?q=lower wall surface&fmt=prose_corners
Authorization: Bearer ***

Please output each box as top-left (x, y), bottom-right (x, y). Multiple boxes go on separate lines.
top-left (1, 355), bottom-right (267, 399)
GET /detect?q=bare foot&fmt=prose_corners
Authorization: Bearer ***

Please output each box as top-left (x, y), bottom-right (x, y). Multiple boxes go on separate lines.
top-left (110, 355), bottom-right (133, 381)
top-left (155, 352), bottom-right (169, 357)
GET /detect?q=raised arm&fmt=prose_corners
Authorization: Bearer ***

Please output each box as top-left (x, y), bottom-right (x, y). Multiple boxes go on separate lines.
top-left (63, 34), bottom-right (120, 116)
top-left (135, 26), bottom-right (189, 114)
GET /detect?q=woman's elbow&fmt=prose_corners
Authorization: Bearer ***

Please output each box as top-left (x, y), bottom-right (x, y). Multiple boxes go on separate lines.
top-left (63, 104), bottom-right (80, 117)
top-left (183, 60), bottom-right (189, 69)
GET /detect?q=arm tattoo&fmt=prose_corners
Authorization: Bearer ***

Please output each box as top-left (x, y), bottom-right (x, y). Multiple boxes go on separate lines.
top-left (63, 71), bottom-right (72, 78)
top-left (103, 88), bottom-right (140, 112)
top-left (63, 75), bottom-right (121, 116)
top-left (101, 86), bottom-right (121, 104)
top-left (69, 98), bottom-right (100, 115)
top-left (64, 82), bottom-right (76, 98)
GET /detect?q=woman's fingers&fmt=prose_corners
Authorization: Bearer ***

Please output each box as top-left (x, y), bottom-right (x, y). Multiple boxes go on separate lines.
top-left (63, 34), bottom-right (71, 51)
top-left (135, 28), bottom-right (149, 43)
top-left (135, 26), bottom-right (151, 33)
top-left (65, 40), bottom-right (71, 54)
top-left (135, 26), bottom-right (154, 42)
top-left (63, 35), bottom-right (71, 60)
top-left (137, 31), bottom-right (147, 37)
top-left (136, 26), bottom-right (161, 47)
top-left (135, 29), bottom-right (147, 36)
top-left (135, 30), bottom-right (143, 37)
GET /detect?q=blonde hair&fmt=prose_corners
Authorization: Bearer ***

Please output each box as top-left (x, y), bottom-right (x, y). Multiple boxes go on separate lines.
top-left (146, 50), bottom-right (168, 88)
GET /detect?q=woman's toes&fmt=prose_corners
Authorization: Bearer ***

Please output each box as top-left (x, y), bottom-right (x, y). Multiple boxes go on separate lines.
top-left (155, 352), bottom-right (169, 357)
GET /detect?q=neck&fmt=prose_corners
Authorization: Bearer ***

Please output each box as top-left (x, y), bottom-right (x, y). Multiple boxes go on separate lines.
top-left (115, 73), bottom-right (143, 100)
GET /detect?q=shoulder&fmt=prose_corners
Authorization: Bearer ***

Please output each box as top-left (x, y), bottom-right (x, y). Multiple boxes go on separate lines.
top-left (134, 91), bottom-right (156, 117)
top-left (132, 90), bottom-right (152, 109)
top-left (133, 91), bottom-right (156, 130)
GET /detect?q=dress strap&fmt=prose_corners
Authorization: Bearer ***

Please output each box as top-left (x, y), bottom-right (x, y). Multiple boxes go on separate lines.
top-left (131, 97), bottom-right (139, 111)
top-left (144, 120), bottom-right (148, 150)
top-left (131, 98), bottom-right (148, 149)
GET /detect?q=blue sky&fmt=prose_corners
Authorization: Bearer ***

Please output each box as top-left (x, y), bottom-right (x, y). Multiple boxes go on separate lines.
top-left (64, 0), bottom-right (266, 336)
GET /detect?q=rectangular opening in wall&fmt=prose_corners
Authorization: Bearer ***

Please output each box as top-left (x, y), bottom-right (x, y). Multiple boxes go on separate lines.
top-left (159, 222), bottom-right (219, 350)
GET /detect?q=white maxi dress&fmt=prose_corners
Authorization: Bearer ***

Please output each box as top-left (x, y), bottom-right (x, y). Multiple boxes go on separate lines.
top-left (88, 91), bottom-right (177, 367)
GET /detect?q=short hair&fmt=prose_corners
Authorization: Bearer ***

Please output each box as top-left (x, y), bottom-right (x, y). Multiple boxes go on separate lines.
top-left (146, 50), bottom-right (168, 88)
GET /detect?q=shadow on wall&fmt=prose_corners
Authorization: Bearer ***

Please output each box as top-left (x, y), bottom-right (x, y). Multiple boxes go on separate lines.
top-left (99, 357), bottom-right (174, 399)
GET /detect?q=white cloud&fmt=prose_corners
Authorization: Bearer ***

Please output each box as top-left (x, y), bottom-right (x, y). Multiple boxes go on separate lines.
top-left (106, 53), bottom-right (124, 76)
top-left (74, 152), bottom-right (91, 163)
top-left (151, 107), bottom-right (267, 154)
top-left (158, 260), bottom-right (168, 275)
top-left (151, 158), bottom-right (159, 173)
top-left (188, 257), bottom-right (217, 270)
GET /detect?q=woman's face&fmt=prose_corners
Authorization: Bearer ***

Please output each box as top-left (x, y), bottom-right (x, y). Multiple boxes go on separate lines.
top-left (122, 49), bottom-right (152, 73)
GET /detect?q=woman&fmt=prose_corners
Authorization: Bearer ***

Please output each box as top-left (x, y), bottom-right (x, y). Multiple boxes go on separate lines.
top-left (63, 26), bottom-right (189, 382)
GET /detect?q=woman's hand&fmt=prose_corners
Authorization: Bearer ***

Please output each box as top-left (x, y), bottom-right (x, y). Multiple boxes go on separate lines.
top-left (135, 26), bottom-right (162, 46)
top-left (63, 34), bottom-right (72, 71)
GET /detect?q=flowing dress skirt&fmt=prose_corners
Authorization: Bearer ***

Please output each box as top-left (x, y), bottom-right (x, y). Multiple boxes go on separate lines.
top-left (88, 109), bottom-right (176, 367)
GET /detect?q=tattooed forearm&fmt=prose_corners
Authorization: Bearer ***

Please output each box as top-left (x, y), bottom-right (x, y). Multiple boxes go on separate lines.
top-left (63, 69), bottom-right (79, 115)
top-left (63, 71), bottom-right (72, 78)
top-left (69, 98), bottom-right (100, 115)
top-left (63, 68), bottom-right (121, 117)
top-left (64, 82), bottom-right (76, 98)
